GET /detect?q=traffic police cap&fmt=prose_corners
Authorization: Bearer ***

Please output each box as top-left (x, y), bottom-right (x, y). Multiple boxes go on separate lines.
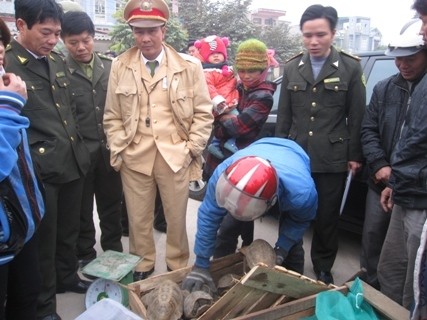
top-left (385, 20), bottom-right (425, 57)
top-left (124, 0), bottom-right (169, 28)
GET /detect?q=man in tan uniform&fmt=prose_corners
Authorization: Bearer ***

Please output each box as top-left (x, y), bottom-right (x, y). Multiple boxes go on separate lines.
top-left (103, 0), bottom-right (213, 281)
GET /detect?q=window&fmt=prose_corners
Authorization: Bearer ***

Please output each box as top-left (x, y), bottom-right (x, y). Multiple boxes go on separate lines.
top-left (264, 18), bottom-right (276, 27)
top-left (365, 58), bottom-right (397, 103)
top-left (253, 18), bottom-right (261, 25)
top-left (95, 0), bottom-right (105, 18)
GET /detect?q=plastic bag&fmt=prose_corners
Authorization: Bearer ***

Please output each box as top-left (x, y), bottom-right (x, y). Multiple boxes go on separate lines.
top-left (303, 277), bottom-right (379, 320)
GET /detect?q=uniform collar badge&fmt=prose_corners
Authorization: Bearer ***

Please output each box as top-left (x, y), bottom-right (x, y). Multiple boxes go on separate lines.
top-left (17, 55), bottom-right (28, 64)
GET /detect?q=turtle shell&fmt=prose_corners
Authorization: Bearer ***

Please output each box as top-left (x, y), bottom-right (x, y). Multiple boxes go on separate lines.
top-left (183, 290), bottom-right (214, 319)
top-left (216, 273), bottom-right (240, 296)
top-left (240, 239), bottom-right (276, 269)
top-left (141, 279), bottom-right (183, 320)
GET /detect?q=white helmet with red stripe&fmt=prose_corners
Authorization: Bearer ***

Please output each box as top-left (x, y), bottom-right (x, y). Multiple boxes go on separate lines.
top-left (215, 156), bottom-right (278, 221)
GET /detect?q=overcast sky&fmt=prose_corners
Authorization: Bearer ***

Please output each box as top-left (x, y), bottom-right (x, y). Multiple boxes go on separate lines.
top-left (250, 0), bottom-right (417, 45)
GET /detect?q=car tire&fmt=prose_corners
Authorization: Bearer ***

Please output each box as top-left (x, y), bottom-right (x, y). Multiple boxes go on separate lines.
top-left (189, 179), bottom-right (207, 201)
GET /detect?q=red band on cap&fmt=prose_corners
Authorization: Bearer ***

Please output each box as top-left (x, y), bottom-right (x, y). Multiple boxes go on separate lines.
top-left (127, 7), bottom-right (166, 22)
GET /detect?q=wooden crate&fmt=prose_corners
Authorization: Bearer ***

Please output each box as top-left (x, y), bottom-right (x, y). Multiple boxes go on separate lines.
top-left (200, 266), bottom-right (409, 320)
top-left (127, 253), bottom-right (409, 320)
top-left (127, 253), bottom-right (245, 318)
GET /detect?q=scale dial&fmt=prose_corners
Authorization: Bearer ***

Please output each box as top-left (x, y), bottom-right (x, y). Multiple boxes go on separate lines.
top-left (85, 278), bottom-right (128, 309)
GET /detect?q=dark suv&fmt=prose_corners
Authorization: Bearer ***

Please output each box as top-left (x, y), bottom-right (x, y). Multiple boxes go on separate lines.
top-left (189, 51), bottom-right (398, 234)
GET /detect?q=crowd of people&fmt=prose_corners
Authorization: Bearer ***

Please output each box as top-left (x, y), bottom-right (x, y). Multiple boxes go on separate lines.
top-left (1, 0), bottom-right (427, 319)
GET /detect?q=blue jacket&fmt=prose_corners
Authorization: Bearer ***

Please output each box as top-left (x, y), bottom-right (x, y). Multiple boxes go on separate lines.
top-left (0, 90), bottom-right (45, 265)
top-left (194, 137), bottom-right (318, 268)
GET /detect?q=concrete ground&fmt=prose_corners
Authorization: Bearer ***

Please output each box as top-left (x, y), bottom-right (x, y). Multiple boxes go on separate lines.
top-left (57, 198), bottom-right (362, 319)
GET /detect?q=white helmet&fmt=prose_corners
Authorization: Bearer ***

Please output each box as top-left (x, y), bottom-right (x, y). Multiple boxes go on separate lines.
top-left (215, 156), bottom-right (278, 221)
top-left (386, 19), bottom-right (425, 57)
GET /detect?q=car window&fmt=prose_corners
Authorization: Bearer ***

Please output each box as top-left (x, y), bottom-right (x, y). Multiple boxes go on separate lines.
top-left (364, 58), bottom-right (398, 103)
top-left (271, 77), bottom-right (282, 113)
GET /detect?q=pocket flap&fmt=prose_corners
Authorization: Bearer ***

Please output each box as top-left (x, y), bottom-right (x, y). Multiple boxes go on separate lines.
top-left (328, 133), bottom-right (349, 143)
top-left (115, 86), bottom-right (137, 96)
top-left (287, 82), bottom-right (307, 92)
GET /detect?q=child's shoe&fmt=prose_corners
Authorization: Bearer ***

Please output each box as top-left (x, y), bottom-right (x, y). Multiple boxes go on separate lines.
top-left (208, 144), bottom-right (225, 159)
top-left (224, 140), bottom-right (238, 154)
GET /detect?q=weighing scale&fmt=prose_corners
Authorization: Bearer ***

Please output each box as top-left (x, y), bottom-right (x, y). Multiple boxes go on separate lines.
top-left (81, 250), bottom-right (141, 309)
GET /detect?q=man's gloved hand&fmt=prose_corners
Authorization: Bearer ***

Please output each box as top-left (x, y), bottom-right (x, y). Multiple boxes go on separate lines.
top-left (181, 266), bottom-right (217, 295)
top-left (274, 246), bottom-right (288, 266)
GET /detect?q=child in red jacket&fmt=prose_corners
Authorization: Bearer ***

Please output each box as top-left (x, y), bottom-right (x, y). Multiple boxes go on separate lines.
top-left (195, 35), bottom-right (239, 159)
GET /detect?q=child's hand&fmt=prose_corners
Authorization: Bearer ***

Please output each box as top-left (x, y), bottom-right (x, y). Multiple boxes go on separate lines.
top-left (216, 101), bottom-right (227, 115)
top-left (0, 73), bottom-right (27, 99)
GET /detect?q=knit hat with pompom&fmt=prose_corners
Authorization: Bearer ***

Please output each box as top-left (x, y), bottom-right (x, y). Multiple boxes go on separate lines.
top-left (235, 39), bottom-right (268, 71)
top-left (194, 35), bottom-right (229, 62)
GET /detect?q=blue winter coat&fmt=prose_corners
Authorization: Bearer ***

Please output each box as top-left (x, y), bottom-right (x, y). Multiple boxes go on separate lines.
top-left (0, 90), bottom-right (45, 265)
top-left (194, 137), bottom-right (318, 268)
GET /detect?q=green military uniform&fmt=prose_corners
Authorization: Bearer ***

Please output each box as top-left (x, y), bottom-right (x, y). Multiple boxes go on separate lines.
top-left (65, 52), bottom-right (123, 262)
top-left (6, 40), bottom-right (90, 317)
top-left (275, 46), bottom-right (366, 275)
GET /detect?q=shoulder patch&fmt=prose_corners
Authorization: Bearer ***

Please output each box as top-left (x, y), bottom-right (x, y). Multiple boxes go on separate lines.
top-left (285, 51), bottom-right (303, 63)
top-left (340, 50), bottom-right (361, 61)
top-left (49, 50), bottom-right (66, 62)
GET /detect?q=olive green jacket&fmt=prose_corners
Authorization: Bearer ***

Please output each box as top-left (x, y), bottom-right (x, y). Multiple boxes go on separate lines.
top-left (275, 47), bottom-right (366, 172)
top-left (65, 52), bottom-right (112, 170)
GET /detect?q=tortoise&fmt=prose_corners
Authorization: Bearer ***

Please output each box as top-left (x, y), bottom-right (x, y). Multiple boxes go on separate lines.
top-left (141, 279), bottom-right (183, 320)
top-left (240, 239), bottom-right (276, 270)
top-left (216, 273), bottom-right (240, 296)
top-left (183, 290), bottom-right (214, 319)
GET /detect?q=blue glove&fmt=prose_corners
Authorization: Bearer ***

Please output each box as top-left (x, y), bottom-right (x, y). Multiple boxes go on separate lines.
top-left (181, 266), bottom-right (217, 295)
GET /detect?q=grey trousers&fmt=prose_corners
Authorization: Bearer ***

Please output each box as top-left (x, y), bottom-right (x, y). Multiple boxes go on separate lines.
top-left (378, 204), bottom-right (427, 309)
top-left (360, 188), bottom-right (391, 289)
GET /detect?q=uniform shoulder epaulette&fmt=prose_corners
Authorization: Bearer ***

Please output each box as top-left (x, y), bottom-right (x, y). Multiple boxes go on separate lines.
top-left (49, 49), bottom-right (66, 61)
top-left (96, 52), bottom-right (113, 60)
top-left (340, 50), bottom-right (361, 61)
top-left (285, 51), bottom-right (303, 63)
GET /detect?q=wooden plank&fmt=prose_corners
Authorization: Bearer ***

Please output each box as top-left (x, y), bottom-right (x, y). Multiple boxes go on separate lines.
top-left (198, 283), bottom-right (256, 320)
top-left (210, 252), bottom-right (245, 273)
top-left (128, 290), bottom-right (147, 319)
top-left (232, 286), bottom-right (348, 320)
top-left (346, 281), bottom-right (410, 320)
top-left (127, 266), bottom-right (192, 294)
top-left (249, 293), bottom-right (291, 313)
top-left (225, 289), bottom-right (280, 319)
top-left (241, 265), bottom-right (331, 298)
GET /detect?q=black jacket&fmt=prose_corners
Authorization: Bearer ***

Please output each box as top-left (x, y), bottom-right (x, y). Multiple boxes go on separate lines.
top-left (389, 72), bottom-right (427, 209)
top-left (361, 73), bottom-right (416, 193)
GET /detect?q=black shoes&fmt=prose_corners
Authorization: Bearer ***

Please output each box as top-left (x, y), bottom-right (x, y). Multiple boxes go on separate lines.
top-left (37, 314), bottom-right (62, 320)
top-left (316, 270), bottom-right (334, 285)
top-left (56, 278), bottom-right (92, 294)
top-left (154, 223), bottom-right (167, 233)
top-left (133, 267), bottom-right (155, 281)
top-left (78, 258), bottom-right (94, 270)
